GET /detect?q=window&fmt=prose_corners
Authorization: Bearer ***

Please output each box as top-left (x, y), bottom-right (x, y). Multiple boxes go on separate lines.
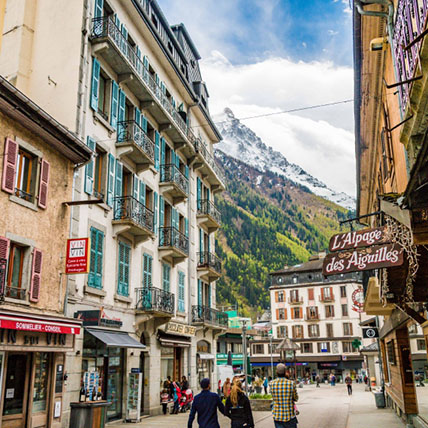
top-left (307, 306), bottom-right (318, 320)
top-left (301, 343), bottom-right (313, 354)
top-left (268, 343), bottom-right (278, 354)
top-left (322, 287), bottom-right (333, 301)
top-left (317, 342), bottom-right (330, 353)
top-left (341, 304), bottom-right (349, 317)
top-left (234, 343), bottom-right (243, 353)
top-left (97, 72), bottom-right (109, 120)
top-left (15, 149), bottom-right (36, 202)
top-left (342, 342), bottom-right (354, 353)
top-left (93, 148), bottom-right (106, 199)
top-left (308, 288), bottom-right (314, 300)
top-left (117, 241), bottom-right (130, 296)
top-left (308, 324), bottom-right (320, 338)
top-left (276, 291), bottom-right (284, 303)
top-left (292, 276), bottom-right (298, 284)
top-left (386, 340), bottom-right (396, 364)
top-left (325, 305), bottom-right (335, 318)
top-left (293, 325), bottom-right (304, 339)
top-left (277, 326), bottom-right (288, 338)
top-left (253, 344), bottom-right (264, 355)
top-left (162, 263), bottom-right (171, 292)
top-left (178, 271), bottom-right (185, 312)
top-left (88, 227), bottom-right (104, 289)
top-left (142, 253), bottom-right (152, 288)
top-left (290, 289), bottom-right (299, 303)
top-left (417, 339), bottom-right (426, 351)
top-left (293, 307), bottom-right (302, 319)
top-left (340, 286), bottom-right (347, 298)
top-left (343, 323), bottom-right (353, 336)
top-left (326, 323), bottom-right (334, 338)
top-left (277, 308), bottom-right (286, 320)
top-left (6, 243), bottom-right (26, 299)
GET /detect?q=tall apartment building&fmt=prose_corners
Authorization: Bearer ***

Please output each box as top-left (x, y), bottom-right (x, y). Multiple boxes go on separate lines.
top-left (251, 255), bottom-right (365, 380)
top-left (0, 0), bottom-right (226, 422)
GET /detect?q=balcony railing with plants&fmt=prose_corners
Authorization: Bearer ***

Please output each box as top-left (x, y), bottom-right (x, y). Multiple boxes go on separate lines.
top-left (135, 286), bottom-right (174, 314)
top-left (197, 251), bottom-right (221, 274)
top-left (159, 227), bottom-right (189, 255)
top-left (113, 196), bottom-right (154, 232)
top-left (117, 120), bottom-right (155, 162)
top-left (160, 164), bottom-right (189, 195)
top-left (191, 305), bottom-right (228, 327)
top-left (393, 0), bottom-right (428, 112)
top-left (197, 199), bottom-right (221, 224)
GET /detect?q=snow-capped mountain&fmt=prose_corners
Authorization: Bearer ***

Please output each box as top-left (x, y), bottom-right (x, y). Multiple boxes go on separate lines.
top-left (215, 108), bottom-right (355, 211)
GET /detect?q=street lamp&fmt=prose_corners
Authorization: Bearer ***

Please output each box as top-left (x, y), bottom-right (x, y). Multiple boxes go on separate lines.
top-left (239, 318), bottom-right (251, 395)
top-left (269, 333), bottom-right (274, 379)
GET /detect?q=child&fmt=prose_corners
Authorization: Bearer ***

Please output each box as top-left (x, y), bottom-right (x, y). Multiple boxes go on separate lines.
top-left (161, 389), bottom-right (169, 415)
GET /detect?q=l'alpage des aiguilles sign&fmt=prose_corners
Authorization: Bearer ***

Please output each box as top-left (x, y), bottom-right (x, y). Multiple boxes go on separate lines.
top-left (322, 227), bottom-right (404, 276)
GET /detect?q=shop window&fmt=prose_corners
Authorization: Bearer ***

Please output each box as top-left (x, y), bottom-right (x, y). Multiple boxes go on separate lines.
top-left (340, 286), bottom-right (347, 298)
top-left (88, 227), bottom-right (104, 289)
top-left (326, 323), bottom-right (334, 338)
top-left (32, 352), bottom-right (49, 412)
top-left (117, 241), bottom-right (130, 296)
top-left (341, 304), bottom-right (349, 317)
top-left (317, 342), bottom-right (330, 353)
top-left (253, 344), bottom-right (264, 354)
top-left (417, 339), bottom-right (426, 351)
top-left (325, 305), bottom-right (335, 318)
top-left (343, 323), bottom-right (353, 336)
top-left (301, 343), bottom-right (313, 354)
top-left (386, 340), bottom-right (396, 365)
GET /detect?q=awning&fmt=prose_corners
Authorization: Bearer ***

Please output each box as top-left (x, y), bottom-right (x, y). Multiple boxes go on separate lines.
top-left (198, 352), bottom-right (215, 360)
top-left (158, 332), bottom-right (191, 348)
top-left (85, 328), bottom-right (145, 349)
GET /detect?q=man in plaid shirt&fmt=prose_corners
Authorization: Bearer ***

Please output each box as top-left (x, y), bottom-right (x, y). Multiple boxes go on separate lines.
top-left (270, 363), bottom-right (299, 428)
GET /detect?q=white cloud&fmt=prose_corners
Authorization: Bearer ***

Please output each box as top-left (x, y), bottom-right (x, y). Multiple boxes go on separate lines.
top-left (201, 52), bottom-right (356, 196)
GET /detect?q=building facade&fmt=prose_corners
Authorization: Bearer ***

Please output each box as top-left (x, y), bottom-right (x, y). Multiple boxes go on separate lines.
top-left (251, 255), bottom-right (365, 380)
top-left (0, 77), bottom-right (91, 428)
top-left (0, 0), bottom-right (226, 423)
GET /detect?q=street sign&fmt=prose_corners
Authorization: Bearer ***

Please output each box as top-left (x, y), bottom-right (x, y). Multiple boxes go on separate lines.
top-left (65, 238), bottom-right (90, 274)
top-left (363, 327), bottom-right (379, 338)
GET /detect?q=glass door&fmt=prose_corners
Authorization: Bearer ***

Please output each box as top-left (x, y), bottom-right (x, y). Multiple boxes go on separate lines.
top-left (30, 352), bottom-right (50, 428)
top-left (106, 349), bottom-right (123, 420)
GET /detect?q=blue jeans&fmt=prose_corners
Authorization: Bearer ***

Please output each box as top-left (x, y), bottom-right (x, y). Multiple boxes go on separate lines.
top-left (274, 417), bottom-right (298, 428)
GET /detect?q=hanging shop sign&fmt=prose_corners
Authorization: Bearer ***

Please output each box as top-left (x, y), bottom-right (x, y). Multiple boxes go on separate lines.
top-left (328, 227), bottom-right (389, 252)
top-left (363, 327), bottom-right (379, 339)
top-left (351, 288), bottom-right (365, 313)
top-left (164, 322), bottom-right (196, 336)
top-left (74, 309), bottom-right (123, 328)
top-left (322, 244), bottom-right (404, 276)
top-left (65, 238), bottom-right (90, 274)
top-left (0, 317), bottom-right (80, 335)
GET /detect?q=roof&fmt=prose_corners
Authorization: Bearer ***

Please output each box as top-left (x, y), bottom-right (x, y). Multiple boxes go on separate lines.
top-left (171, 23), bottom-right (202, 60)
top-left (277, 337), bottom-right (300, 351)
top-left (271, 257), bottom-right (324, 275)
top-left (360, 342), bottom-right (379, 352)
top-left (0, 76), bottom-right (91, 165)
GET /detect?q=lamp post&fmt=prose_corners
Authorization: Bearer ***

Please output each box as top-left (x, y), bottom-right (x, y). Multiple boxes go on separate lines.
top-left (239, 318), bottom-right (251, 396)
top-left (269, 333), bottom-right (274, 379)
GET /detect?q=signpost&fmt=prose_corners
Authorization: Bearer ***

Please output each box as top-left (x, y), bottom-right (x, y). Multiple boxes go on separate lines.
top-left (65, 238), bottom-right (90, 274)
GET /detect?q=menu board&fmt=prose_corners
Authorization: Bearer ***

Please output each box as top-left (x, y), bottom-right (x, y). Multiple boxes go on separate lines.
top-left (126, 372), bottom-right (141, 422)
top-left (83, 371), bottom-right (100, 401)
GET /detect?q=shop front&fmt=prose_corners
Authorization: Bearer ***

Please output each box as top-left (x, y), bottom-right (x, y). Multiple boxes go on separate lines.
top-left (197, 340), bottom-right (215, 383)
top-left (0, 310), bottom-right (81, 428)
top-left (216, 353), bottom-right (243, 373)
top-left (158, 331), bottom-right (191, 382)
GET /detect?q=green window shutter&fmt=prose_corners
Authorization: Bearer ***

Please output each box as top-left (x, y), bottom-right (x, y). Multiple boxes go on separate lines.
top-left (89, 227), bottom-right (104, 289)
top-left (117, 241), bottom-right (130, 296)
top-left (171, 97), bottom-right (176, 109)
top-left (207, 234), bottom-right (211, 254)
top-left (178, 271), bottom-right (185, 312)
top-left (153, 192), bottom-right (158, 235)
top-left (208, 283), bottom-right (211, 308)
top-left (139, 180), bottom-right (146, 206)
top-left (94, 0), bottom-right (104, 18)
top-left (154, 131), bottom-right (160, 170)
top-left (135, 107), bottom-right (141, 127)
top-left (143, 55), bottom-right (149, 81)
top-left (143, 254), bottom-right (152, 288)
top-left (115, 159), bottom-right (123, 198)
top-left (118, 90), bottom-right (126, 123)
top-left (107, 154), bottom-right (115, 207)
top-left (185, 218), bottom-right (189, 238)
top-left (197, 177), bottom-right (202, 209)
top-left (141, 115), bottom-right (148, 133)
top-left (110, 81), bottom-right (119, 129)
top-left (160, 81), bottom-right (166, 95)
top-left (120, 24), bottom-right (128, 55)
top-left (171, 208), bottom-right (176, 229)
top-left (175, 152), bottom-right (180, 169)
top-left (90, 57), bottom-right (100, 111)
top-left (162, 264), bottom-right (170, 292)
top-left (133, 175), bottom-right (139, 200)
top-left (185, 165), bottom-right (189, 179)
top-left (84, 137), bottom-right (96, 195)
top-left (160, 137), bottom-right (166, 166)
top-left (199, 228), bottom-right (203, 253)
top-left (198, 279), bottom-right (202, 307)
top-left (206, 188), bottom-right (210, 202)
top-left (159, 195), bottom-right (164, 245)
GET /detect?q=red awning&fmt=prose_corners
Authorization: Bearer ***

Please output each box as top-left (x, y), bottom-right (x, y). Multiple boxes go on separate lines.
top-left (0, 313), bottom-right (81, 335)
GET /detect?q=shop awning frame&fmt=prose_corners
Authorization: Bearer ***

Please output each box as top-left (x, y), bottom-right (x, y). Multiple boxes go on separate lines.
top-left (158, 331), bottom-right (191, 347)
top-left (85, 328), bottom-right (146, 349)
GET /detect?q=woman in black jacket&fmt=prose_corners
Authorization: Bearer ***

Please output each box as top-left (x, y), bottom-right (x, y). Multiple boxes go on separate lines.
top-left (225, 380), bottom-right (254, 428)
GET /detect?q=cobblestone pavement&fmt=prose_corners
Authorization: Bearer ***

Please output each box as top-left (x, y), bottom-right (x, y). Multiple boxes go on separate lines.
top-left (108, 383), bottom-right (404, 428)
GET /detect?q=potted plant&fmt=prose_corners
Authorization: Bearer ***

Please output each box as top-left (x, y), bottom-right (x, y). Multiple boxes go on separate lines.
top-left (253, 377), bottom-right (263, 394)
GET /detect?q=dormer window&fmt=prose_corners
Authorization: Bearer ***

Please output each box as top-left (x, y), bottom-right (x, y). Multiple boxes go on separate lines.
top-left (190, 59), bottom-right (196, 68)
top-left (151, 13), bottom-right (158, 28)
top-left (167, 41), bottom-right (173, 54)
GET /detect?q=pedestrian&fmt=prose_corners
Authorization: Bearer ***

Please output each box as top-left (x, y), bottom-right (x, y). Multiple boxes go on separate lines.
top-left (315, 375), bottom-right (320, 388)
top-left (182, 375), bottom-right (189, 391)
top-left (188, 378), bottom-right (225, 428)
top-left (225, 380), bottom-right (254, 428)
top-left (270, 363), bottom-right (299, 428)
top-left (172, 381), bottom-right (182, 414)
top-left (345, 375), bottom-right (352, 396)
top-left (263, 376), bottom-right (269, 395)
top-left (223, 377), bottom-right (232, 399)
top-left (161, 388), bottom-right (170, 415)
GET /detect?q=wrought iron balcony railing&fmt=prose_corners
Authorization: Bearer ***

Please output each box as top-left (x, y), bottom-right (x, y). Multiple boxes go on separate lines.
top-left (160, 164), bottom-right (189, 195)
top-left (393, 0), bottom-right (428, 112)
top-left (191, 305), bottom-right (228, 327)
top-left (193, 138), bottom-right (226, 185)
top-left (319, 294), bottom-right (335, 303)
top-left (288, 297), bottom-right (304, 305)
top-left (113, 196), bottom-right (154, 232)
top-left (305, 313), bottom-right (320, 321)
top-left (117, 120), bottom-right (155, 162)
top-left (197, 252), bottom-right (221, 274)
top-left (135, 286), bottom-right (174, 314)
top-left (159, 227), bottom-right (189, 255)
top-left (197, 199), bottom-right (221, 224)
top-left (5, 286), bottom-right (26, 300)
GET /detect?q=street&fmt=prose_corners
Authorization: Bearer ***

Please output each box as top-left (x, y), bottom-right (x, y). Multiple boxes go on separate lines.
top-left (110, 384), bottom-right (404, 428)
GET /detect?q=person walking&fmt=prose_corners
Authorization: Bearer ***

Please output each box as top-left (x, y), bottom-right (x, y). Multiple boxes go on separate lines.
top-left (225, 380), bottom-right (254, 428)
top-left (270, 363), bottom-right (299, 428)
top-left (223, 377), bottom-right (232, 399)
top-left (172, 381), bottom-right (182, 414)
top-left (315, 375), bottom-right (320, 388)
top-left (345, 375), bottom-right (353, 396)
top-left (188, 378), bottom-right (225, 428)
top-left (263, 377), bottom-right (269, 395)
top-left (182, 376), bottom-right (189, 391)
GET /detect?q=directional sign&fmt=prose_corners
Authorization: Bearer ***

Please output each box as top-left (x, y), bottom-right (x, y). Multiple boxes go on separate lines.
top-left (363, 327), bottom-right (379, 339)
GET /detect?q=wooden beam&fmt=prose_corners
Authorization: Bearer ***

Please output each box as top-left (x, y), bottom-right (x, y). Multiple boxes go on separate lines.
top-left (63, 199), bottom-right (104, 206)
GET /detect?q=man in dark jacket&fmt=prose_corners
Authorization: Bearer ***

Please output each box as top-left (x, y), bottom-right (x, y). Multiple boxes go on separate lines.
top-left (188, 378), bottom-right (225, 428)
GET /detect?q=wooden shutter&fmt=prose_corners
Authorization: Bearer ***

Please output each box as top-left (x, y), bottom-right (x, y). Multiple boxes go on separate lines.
top-left (292, 325), bottom-right (296, 338)
top-left (162, 264), bottom-right (170, 292)
top-left (110, 81), bottom-right (119, 129)
top-left (2, 138), bottom-right (18, 194)
top-left (29, 249), bottom-right (43, 302)
top-left (90, 57), bottom-right (100, 111)
top-left (299, 307), bottom-right (303, 319)
top-left (153, 192), bottom-right (158, 234)
top-left (321, 287), bottom-right (325, 301)
top-left (208, 283), bottom-right (211, 308)
top-left (159, 196), bottom-right (164, 244)
top-left (160, 137), bottom-right (166, 166)
top-left (350, 323), bottom-right (353, 336)
top-left (139, 180), bottom-right (145, 206)
top-left (178, 271), bottom-right (185, 312)
top-left (331, 305), bottom-right (335, 317)
top-left (115, 159), bottom-right (123, 198)
top-left (275, 292), bottom-right (279, 303)
top-left (0, 237), bottom-right (10, 260)
top-left (38, 159), bottom-right (50, 209)
top-left (117, 241), bottom-right (130, 296)
top-left (107, 154), bottom-right (115, 207)
top-left (154, 131), bottom-right (160, 170)
top-left (330, 287), bottom-right (333, 300)
top-left (94, 0), bottom-right (103, 18)
top-left (291, 308), bottom-right (294, 320)
top-left (185, 165), bottom-right (189, 179)
top-left (308, 288), bottom-right (314, 300)
top-left (185, 218), bottom-right (189, 237)
top-left (141, 115), bottom-right (148, 133)
top-left (89, 228), bottom-right (104, 288)
top-left (143, 254), bottom-right (152, 288)
top-left (132, 174), bottom-right (139, 200)
top-left (197, 279), bottom-right (202, 307)
top-left (135, 107), bottom-right (141, 127)
top-left (284, 308), bottom-right (287, 320)
top-left (118, 90), bottom-right (126, 123)
top-left (197, 177), bottom-right (202, 210)
top-left (84, 137), bottom-right (96, 195)
top-left (276, 309), bottom-right (279, 321)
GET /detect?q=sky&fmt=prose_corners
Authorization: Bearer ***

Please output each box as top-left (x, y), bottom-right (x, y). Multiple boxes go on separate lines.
top-left (159, 0), bottom-right (356, 197)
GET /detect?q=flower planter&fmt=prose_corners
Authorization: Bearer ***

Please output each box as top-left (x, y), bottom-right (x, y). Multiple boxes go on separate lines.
top-left (249, 399), bottom-right (272, 411)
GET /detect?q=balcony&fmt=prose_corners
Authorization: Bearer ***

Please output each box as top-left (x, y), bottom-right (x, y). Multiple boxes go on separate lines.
top-left (305, 314), bottom-right (320, 322)
top-left (113, 196), bottom-right (154, 244)
top-left (159, 227), bottom-right (189, 265)
top-left (319, 294), bottom-right (335, 303)
top-left (116, 121), bottom-right (155, 172)
top-left (197, 252), bottom-right (221, 282)
top-left (90, 16), bottom-right (194, 155)
top-left (288, 297), bottom-right (303, 305)
top-left (197, 200), bottom-right (221, 232)
top-left (191, 305), bottom-right (228, 329)
top-left (135, 287), bottom-right (174, 317)
top-left (159, 164), bottom-right (189, 203)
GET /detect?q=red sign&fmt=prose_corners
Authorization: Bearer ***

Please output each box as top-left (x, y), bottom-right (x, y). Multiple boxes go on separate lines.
top-left (351, 288), bottom-right (364, 313)
top-left (66, 238), bottom-right (90, 274)
top-left (322, 244), bottom-right (404, 276)
top-left (0, 319), bottom-right (80, 335)
top-left (328, 227), bottom-right (389, 252)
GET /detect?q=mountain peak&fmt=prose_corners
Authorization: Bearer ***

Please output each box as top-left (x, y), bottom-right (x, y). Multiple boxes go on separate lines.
top-left (223, 107), bottom-right (235, 118)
